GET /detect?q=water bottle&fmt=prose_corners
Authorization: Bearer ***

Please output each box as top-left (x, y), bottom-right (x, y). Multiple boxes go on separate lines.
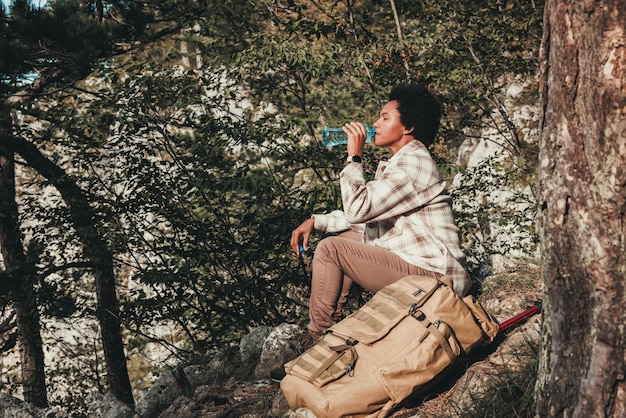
top-left (321, 124), bottom-right (376, 148)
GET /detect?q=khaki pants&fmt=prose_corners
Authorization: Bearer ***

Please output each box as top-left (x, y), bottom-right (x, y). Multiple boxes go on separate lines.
top-left (307, 230), bottom-right (441, 339)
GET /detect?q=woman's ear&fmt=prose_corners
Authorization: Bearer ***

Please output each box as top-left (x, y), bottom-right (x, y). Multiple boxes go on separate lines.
top-left (404, 126), bottom-right (415, 136)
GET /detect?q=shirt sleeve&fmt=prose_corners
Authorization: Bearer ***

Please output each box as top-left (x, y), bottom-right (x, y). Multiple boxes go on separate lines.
top-left (339, 152), bottom-right (446, 225)
top-left (311, 210), bottom-right (353, 233)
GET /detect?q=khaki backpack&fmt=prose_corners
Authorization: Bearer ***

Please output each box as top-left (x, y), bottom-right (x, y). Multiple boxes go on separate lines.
top-left (280, 275), bottom-right (499, 418)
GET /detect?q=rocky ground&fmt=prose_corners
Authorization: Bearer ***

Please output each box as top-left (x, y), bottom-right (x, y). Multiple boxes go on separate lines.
top-left (1, 260), bottom-right (541, 417)
top-left (146, 259), bottom-right (543, 418)
top-left (146, 324), bottom-right (541, 418)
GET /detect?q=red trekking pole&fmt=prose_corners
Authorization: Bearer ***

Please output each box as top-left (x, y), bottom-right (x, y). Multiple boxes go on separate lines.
top-left (498, 301), bottom-right (542, 333)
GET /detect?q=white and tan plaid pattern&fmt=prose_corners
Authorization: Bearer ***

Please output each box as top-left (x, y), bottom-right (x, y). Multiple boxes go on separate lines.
top-left (313, 141), bottom-right (471, 296)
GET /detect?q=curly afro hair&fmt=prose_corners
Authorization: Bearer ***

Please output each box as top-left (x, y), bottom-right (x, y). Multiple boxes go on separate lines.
top-left (388, 84), bottom-right (441, 147)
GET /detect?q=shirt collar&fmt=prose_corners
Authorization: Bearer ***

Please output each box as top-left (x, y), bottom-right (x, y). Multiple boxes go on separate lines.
top-left (389, 140), bottom-right (424, 161)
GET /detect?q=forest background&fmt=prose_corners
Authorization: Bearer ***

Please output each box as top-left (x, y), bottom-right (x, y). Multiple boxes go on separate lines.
top-left (0, 0), bottom-right (542, 413)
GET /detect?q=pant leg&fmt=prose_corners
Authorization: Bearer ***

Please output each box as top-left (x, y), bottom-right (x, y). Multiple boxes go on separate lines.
top-left (330, 232), bottom-right (359, 324)
top-left (307, 231), bottom-right (441, 339)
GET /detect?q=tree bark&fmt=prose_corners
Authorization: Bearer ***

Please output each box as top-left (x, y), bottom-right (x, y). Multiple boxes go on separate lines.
top-left (536, 0), bottom-right (626, 417)
top-left (0, 135), bottom-right (135, 407)
top-left (0, 135), bottom-right (48, 407)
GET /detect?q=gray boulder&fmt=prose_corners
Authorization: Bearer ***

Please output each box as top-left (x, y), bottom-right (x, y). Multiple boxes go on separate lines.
top-left (134, 369), bottom-right (185, 418)
top-left (254, 323), bottom-right (302, 380)
top-left (85, 392), bottom-right (133, 418)
top-left (239, 326), bottom-right (272, 365)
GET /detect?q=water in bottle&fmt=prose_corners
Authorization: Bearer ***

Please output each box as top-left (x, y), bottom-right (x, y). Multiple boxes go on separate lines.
top-left (321, 124), bottom-right (376, 148)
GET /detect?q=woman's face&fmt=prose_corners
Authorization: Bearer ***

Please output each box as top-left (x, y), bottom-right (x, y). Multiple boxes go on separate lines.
top-left (373, 100), bottom-right (412, 153)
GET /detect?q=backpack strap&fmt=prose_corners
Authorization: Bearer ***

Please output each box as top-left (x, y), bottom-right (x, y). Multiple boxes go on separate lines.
top-left (410, 306), bottom-right (458, 362)
top-left (307, 337), bottom-right (359, 383)
top-left (425, 321), bottom-right (457, 362)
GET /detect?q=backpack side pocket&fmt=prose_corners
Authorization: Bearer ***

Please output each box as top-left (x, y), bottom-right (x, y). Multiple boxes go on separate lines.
top-left (284, 332), bottom-right (359, 387)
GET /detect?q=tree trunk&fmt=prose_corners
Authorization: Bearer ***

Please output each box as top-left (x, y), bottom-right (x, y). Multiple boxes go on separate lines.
top-left (0, 148), bottom-right (48, 408)
top-left (536, 1), bottom-right (626, 417)
top-left (0, 136), bottom-right (134, 407)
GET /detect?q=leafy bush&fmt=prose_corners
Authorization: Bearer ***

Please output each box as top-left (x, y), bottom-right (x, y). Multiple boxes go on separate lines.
top-left (1, 0), bottom-right (544, 409)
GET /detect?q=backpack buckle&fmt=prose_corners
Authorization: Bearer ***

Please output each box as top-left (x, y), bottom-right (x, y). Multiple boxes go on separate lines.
top-left (409, 304), bottom-right (426, 321)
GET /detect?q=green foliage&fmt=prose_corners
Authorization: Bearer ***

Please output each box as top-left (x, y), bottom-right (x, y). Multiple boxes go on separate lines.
top-left (3, 0), bottom-right (110, 78)
top-left (451, 153), bottom-right (538, 280)
top-left (227, 0), bottom-right (543, 152)
top-left (1, 0), bottom-right (544, 409)
top-left (37, 64), bottom-right (319, 357)
top-left (45, 320), bottom-right (105, 415)
top-left (227, 0), bottom-right (543, 282)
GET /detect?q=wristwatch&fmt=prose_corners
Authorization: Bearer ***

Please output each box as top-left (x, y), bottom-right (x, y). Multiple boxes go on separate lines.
top-left (346, 155), bottom-right (362, 163)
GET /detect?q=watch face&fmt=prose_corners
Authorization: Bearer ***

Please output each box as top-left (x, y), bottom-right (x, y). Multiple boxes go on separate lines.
top-left (348, 155), bottom-right (362, 163)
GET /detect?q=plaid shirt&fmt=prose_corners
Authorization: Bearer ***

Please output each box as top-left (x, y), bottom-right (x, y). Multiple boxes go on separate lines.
top-left (313, 141), bottom-right (471, 296)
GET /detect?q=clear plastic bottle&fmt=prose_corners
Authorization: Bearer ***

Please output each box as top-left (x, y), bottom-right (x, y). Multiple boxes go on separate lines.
top-left (321, 124), bottom-right (376, 148)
